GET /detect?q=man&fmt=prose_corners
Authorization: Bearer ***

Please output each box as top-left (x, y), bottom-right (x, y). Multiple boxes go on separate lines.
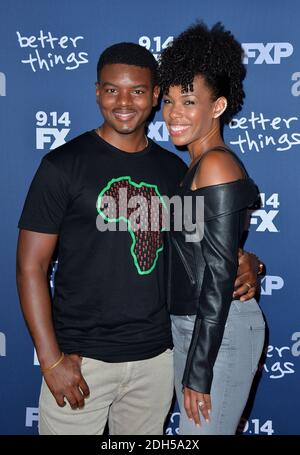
top-left (16, 43), bottom-right (260, 435)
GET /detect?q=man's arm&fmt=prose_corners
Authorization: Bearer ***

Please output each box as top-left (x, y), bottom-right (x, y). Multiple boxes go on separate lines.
top-left (16, 230), bottom-right (90, 409)
top-left (233, 249), bottom-right (264, 301)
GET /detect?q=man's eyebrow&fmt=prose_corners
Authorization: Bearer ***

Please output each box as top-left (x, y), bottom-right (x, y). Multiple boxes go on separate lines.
top-left (131, 84), bottom-right (149, 89)
top-left (99, 82), bottom-right (118, 87)
top-left (99, 82), bottom-right (149, 89)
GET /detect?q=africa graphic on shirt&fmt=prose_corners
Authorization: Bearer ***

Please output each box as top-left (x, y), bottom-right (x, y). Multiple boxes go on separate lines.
top-left (96, 176), bottom-right (167, 275)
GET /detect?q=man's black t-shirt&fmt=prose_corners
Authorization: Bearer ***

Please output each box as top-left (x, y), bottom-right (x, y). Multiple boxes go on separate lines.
top-left (18, 131), bottom-right (187, 362)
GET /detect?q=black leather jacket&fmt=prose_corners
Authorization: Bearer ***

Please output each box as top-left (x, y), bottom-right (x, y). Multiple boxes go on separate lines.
top-left (167, 147), bottom-right (259, 394)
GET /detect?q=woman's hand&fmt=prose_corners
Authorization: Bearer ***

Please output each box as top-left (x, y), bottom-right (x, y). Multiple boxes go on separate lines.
top-left (183, 386), bottom-right (211, 426)
top-left (233, 249), bottom-right (260, 301)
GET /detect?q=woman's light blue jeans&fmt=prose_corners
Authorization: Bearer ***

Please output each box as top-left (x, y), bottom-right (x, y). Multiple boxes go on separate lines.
top-left (171, 298), bottom-right (265, 435)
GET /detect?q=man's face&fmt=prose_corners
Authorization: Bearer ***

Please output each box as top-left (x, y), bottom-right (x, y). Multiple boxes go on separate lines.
top-left (96, 64), bottom-right (160, 135)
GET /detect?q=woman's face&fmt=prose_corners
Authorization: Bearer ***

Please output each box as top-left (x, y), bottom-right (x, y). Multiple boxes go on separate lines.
top-left (162, 74), bottom-right (221, 148)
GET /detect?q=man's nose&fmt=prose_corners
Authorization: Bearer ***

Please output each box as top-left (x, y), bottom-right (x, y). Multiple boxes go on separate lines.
top-left (117, 90), bottom-right (132, 106)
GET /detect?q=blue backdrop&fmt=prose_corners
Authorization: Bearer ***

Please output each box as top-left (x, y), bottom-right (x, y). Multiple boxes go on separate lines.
top-left (0, 0), bottom-right (299, 435)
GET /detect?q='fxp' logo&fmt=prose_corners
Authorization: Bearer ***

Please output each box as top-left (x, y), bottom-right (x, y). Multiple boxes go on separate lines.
top-left (0, 72), bottom-right (6, 96)
top-left (147, 121), bottom-right (169, 142)
top-left (243, 43), bottom-right (293, 64)
top-left (0, 332), bottom-right (6, 356)
top-left (261, 275), bottom-right (284, 296)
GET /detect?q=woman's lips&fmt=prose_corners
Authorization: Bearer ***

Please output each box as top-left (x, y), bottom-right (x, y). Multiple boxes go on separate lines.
top-left (168, 124), bottom-right (191, 136)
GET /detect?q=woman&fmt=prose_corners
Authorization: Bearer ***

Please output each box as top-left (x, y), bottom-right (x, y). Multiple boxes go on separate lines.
top-left (159, 22), bottom-right (265, 435)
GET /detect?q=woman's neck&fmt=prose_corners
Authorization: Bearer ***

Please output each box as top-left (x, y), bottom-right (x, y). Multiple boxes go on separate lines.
top-left (188, 125), bottom-right (225, 168)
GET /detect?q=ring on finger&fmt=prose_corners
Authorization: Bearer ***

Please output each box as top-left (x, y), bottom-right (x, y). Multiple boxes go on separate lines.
top-left (198, 400), bottom-right (205, 408)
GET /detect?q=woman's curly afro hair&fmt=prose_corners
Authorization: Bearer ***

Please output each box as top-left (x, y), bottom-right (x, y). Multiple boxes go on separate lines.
top-left (158, 21), bottom-right (246, 124)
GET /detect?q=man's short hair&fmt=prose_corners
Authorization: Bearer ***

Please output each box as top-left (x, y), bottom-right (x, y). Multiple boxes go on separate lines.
top-left (97, 42), bottom-right (158, 86)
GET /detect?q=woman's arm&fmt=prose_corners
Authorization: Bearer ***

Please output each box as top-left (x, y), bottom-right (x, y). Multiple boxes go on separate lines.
top-left (183, 150), bottom-right (252, 425)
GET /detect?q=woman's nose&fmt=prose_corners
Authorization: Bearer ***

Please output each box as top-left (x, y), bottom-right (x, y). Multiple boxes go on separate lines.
top-left (169, 105), bottom-right (182, 119)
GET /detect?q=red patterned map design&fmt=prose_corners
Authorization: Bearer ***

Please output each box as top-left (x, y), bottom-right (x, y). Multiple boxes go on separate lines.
top-left (98, 177), bottom-right (167, 275)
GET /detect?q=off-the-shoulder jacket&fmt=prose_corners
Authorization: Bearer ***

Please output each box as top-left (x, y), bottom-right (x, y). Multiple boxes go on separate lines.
top-left (167, 147), bottom-right (259, 394)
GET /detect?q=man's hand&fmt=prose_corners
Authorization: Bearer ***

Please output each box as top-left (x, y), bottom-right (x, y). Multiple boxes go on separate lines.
top-left (233, 249), bottom-right (260, 302)
top-left (183, 387), bottom-right (211, 426)
top-left (43, 353), bottom-right (90, 409)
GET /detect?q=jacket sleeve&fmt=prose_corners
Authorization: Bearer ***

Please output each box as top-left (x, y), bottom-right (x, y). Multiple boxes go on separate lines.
top-left (181, 179), bottom-right (258, 394)
top-left (182, 209), bottom-right (242, 393)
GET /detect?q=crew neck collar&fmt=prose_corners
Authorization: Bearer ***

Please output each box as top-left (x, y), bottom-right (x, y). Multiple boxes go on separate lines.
top-left (89, 130), bottom-right (152, 158)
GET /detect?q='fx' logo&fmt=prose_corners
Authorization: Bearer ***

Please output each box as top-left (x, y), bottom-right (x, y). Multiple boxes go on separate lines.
top-left (36, 128), bottom-right (69, 149)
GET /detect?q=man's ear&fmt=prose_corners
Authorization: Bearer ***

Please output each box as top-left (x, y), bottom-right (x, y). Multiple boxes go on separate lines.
top-left (152, 85), bottom-right (161, 107)
top-left (95, 81), bottom-right (100, 104)
top-left (213, 96), bottom-right (227, 118)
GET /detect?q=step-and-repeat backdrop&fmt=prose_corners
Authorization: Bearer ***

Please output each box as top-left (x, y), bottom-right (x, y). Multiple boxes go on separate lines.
top-left (0, 0), bottom-right (299, 435)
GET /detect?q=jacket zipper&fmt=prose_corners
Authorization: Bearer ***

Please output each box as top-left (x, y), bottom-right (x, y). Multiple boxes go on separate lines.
top-left (172, 237), bottom-right (196, 285)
